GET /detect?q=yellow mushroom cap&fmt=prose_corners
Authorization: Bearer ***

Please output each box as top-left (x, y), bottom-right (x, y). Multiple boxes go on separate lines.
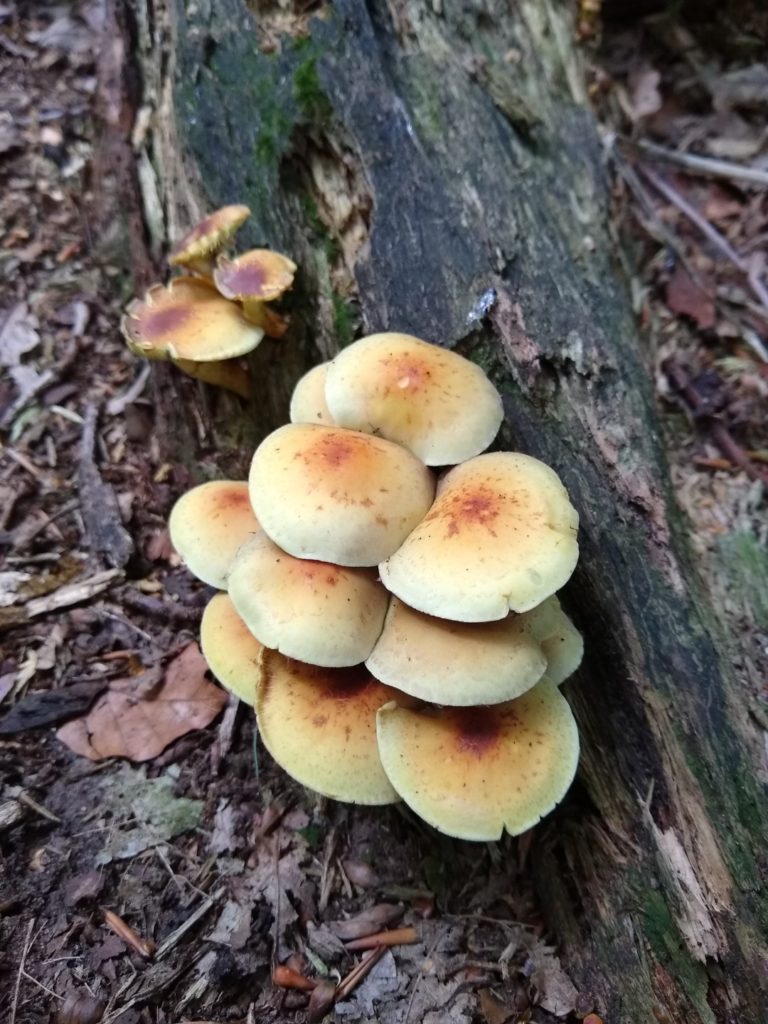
top-left (289, 362), bottom-right (335, 426)
top-left (376, 678), bottom-right (579, 840)
top-left (228, 532), bottom-right (389, 667)
top-left (256, 655), bottom-right (402, 804)
top-left (200, 593), bottom-right (264, 705)
top-left (214, 249), bottom-right (297, 302)
top-left (365, 598), bottom-right (547, 706)
top-left (169, 204), bottom-right (250, 267)
top-left (380, 452), bottom-right (579, 620)
top-left (248, 424), bottom-right (436, 566)
top-left (121, 278), bottom-right (264, 361)
top-left (169, 480), bottom-right (262, 588)
top-left (324, 332), bottom-right (504, 465)
top-left (523, 596), bottom-right (583, 686)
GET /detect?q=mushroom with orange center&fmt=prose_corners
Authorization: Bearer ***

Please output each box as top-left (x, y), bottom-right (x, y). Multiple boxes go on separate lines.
top-left (227, 532), bottom-right (389, 667)
top-left (365, 597), bottom-right (549, 705)
top-left (380, 452), bottom-right (578, 620)
top-left (214, 248), bottom-right (296, 337)
top-left (376, 678), bottom-right (579, 840)
top-left (248, 424), bottom-right (435, 566)
top-left (290, 362), bottom-right (335, 426)
top-left (169, 204), bottom-right (250, 276)
top-left (200, 593), bottom-right (264, 705)
top-left (120, 277), bottom-right (262, 396)
top-left (168, 480), bottom-right (262, 588)
top-left (324, 332), bottom-right (504, 465)
top-left (256, 654), bottom-right (403, 804)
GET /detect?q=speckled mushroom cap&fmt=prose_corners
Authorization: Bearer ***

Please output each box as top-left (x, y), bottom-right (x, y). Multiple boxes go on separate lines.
top-left (168, 480), bottom-right (262, 588)
top-left (324, 333), bottom-right (504, 465)
top-left (524, 596), bottom-right (583, 686)
top-left (289, 362), bottom-right (335, 426)
top-left (214, 249), bottom-right (297, 302)
top-left (248, 424), bottom-right (436, 566)
top-left (200, 593), bottom-right (264, 706)
top-left (256, 656), bottom-right (402, 804)
top-left (227, 532), bottom-right (389, 668)
top-left (121, 278), bottom-right (265, 361)
top-left (365, 597), bottom-right (548, 706)
top-left (380, 452), bottom-right (579, 620)
top-left (376, 678), bottom-right (579, 840)
top-left (169, 204), bottom-right (250, 270)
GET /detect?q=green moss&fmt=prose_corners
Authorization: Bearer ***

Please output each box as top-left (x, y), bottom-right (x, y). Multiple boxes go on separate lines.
top-left (718, 530), bottom-right (768, 624)
top-left (641, 888), bottom-right (714, 1024)
top-left (333, 292), bottom-right (355, 347)
top-left (292, 40), bottom-right (332, 124)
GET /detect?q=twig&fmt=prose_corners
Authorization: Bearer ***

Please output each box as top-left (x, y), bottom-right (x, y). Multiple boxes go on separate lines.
top-left (640, 166), bottom-right (768, 319)
top-left (635, 139), bottom-right (768, 189)
top-left (334, 946), bottom-right (387, 1003)
top-left (11, 918), bottom-right (35, 1024)
top-left (154, 888), bottom-right (223, 960)
top-left (664, 361), bottom-right (768, 484)
top-left (106, 362), bottom-right (151, 416)
top-left (344, 927), bottom-right (418, 951)
top-left (18, 790), bottom-right (61, 824)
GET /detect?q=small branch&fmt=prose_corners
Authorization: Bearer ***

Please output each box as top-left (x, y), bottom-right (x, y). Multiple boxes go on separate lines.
top-left (11, 918), bottom-right (35, 1024)
top-left (635, 139), bottom-right (768, 189)
top-left (640, 166), bottom-right (768, 319)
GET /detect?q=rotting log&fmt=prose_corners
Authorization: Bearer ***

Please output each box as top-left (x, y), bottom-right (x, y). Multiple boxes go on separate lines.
top-left (124, 0), bottom-right (768, 1019)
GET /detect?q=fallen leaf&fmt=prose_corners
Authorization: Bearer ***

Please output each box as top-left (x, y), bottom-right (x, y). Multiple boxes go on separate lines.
top-left (665, 265), bottom-right (716, 329)
top-left (57, 643), bottom-right (227, 761)
top-left (479, 987), bottom-right (513, 1024)
top-left (210, 798), bottom-right (241, 854)
top-left (0, 302), bottom-right (40, 367)
top-left (208, 898), bottom-right (253, 950)
top-left (527, 940), bottom-right (578, 1017)
top-left (628, 65), bottom-right (662, 120)
top-left (94, 764), bottom-right (203, 863)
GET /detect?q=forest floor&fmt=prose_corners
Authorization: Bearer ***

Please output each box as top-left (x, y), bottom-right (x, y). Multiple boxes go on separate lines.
top-left (0, 3), bottom-right (766, 1024)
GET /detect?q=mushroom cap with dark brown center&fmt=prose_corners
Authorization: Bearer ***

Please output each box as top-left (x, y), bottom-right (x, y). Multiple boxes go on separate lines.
top-left (214, 249), bottom-right (297, 302)
top-left (380, 452), bottom-right (578, 620)
top-left (169, 205), bottom-right (250, 268)
top-left (290, 362), bottom-right (335, 426)
top-left (200, 593), bottom-right (264, 705)
top-left (324, 332), bottom-right (504, 465)
top-left (376, 678), bottom-right (579, 840)
top-left (228, 532), bottom-right (389, 667)
top-left (169, 480), bottom-right (262, 588)
top-left (121, 278), bottom-right (264, 361)
top-left (248, 423), bottom-right (435, 566)
top-left (365, 597), bottom-right (548, 705)
top-left (256, 655), bottom-right (402, 804)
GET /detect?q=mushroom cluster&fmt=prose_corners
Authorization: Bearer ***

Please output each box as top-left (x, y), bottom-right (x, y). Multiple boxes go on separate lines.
top-left (120, 205), bottom-right (296, 395)
top-left (170, 331), bottom-right (583, 841)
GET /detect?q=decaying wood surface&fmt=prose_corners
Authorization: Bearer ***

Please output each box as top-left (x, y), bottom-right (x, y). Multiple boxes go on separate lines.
top-left (126, 0), bottom-right (768, 1019)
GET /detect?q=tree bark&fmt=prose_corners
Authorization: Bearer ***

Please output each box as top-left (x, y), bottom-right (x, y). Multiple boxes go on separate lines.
top-left (127, 0), bottom-right (768, 1019)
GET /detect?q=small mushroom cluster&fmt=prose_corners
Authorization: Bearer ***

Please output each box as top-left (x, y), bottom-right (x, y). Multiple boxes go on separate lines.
top-left (120, 205), bottom-right (296, 395)
top-left (170, 332), bottom-right (583, 840)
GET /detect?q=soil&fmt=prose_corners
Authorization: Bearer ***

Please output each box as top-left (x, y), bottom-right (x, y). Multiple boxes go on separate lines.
top-left (0, 2), bottom-right (765, 1023)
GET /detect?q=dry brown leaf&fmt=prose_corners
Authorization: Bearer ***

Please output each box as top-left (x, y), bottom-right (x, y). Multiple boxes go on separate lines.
top-left (57, 643), bottom-right (227, 761)
top-left (665, 265), bottom-right (716, 329)
top-left (479, 987), bottom-right (513, 1024)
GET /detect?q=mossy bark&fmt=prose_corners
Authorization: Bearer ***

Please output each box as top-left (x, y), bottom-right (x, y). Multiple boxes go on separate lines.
top-left (129, 0), bottom-right (768, 1019)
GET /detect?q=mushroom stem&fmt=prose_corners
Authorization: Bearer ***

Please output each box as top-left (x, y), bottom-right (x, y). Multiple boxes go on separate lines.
top-left (173, 357), bottom-right (252, 398)
top-left (242, 299), bottom-right (289, 338)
